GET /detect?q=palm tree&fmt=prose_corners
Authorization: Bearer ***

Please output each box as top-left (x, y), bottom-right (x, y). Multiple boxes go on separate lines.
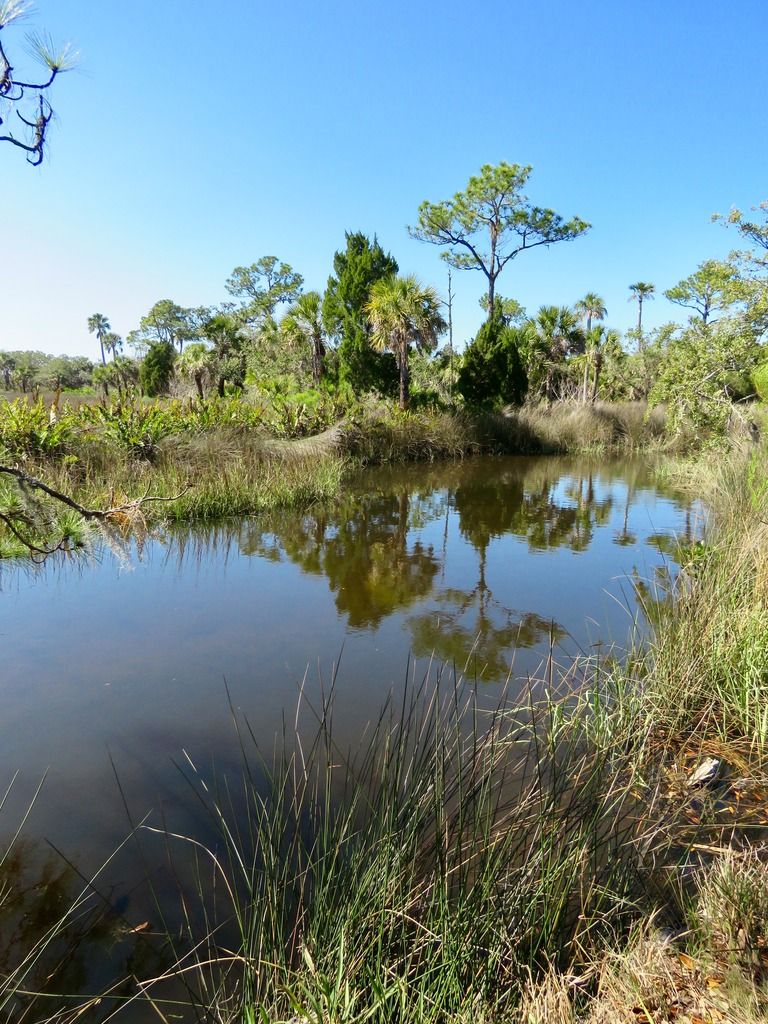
top-left (178, 342), bottom-right (215, 400)
top-left (585, 326), bottom-right (622, 403)
top-left (575, 293), bottom-right (607, 401)
top-left (102, 331), bottom-right (123, 362)
top-left (628, 282), bottom-right (655, 334)
top-left (110, 355), bottom-right (139, 397)
top-left (366, 275), bottom-right (446, 410)
top-left (87, 313), bottom-right (111, 366)
top-left (531, 305), bottom-right (585, 402)
top-left (282, 291), bottom-right (327, 386)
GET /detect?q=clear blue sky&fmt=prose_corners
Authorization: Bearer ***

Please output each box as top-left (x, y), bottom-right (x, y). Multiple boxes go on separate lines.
top-left (2, 0), bottom-right (767, 359)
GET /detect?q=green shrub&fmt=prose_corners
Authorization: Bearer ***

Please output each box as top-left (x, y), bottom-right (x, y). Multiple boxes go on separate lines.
top-left (457, 312), bottom-right (527, 409)
top-left (263, 390), bottom-right (346, 438)
top-left (0, 398), bottom-right (76, 459)
top-left (89, 402), bottom-right (180, 461)
top-left (139, 341), bottom-right (176, 397)
top-left (751, 360), bottom-right (768, 401)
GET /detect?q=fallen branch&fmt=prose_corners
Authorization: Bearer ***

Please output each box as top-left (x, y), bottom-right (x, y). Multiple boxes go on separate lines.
top-left (0, 465), bottom-right (191, 521)
top-left (0, 464), bottom-right (192, 560)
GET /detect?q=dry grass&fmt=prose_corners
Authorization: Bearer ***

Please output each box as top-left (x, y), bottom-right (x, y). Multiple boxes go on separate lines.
top-left (495, 401), bottom-right (668, 454)
top-left (341, 400), bottom-right (669, 465)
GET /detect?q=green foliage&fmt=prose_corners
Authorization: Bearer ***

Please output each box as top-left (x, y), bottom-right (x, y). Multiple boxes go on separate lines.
top-left (366, 274), bottom-right (446, 410)
top-left (0, 350), bottom-right (94, 392)
top-left (0, 398), bottom-right (75, 459)
top-left (263, 390), bottom-right (345, 438)
top-left (177, 342), bottom-right (216, 399)
top-left (664, 259), bottom-right (745, 323)
top-left (281, 291), bottom-right (328, 386)
top-left (180, 395), bottom-right (265, 430)
top-left (139, 341), bottom-right (176, 397)
top-left (91, 356), bottom-right (139, 399)
top-left (457, 312), bottom-right (528, 408)
top-left (409, 346), bottom-right (459, 405)
top-left (715, 200), bottom-right (768, 254)
top-left (574, 292), bottom-right (607, 330)
top-left (478, 293), bottom-right (527, 324)
top-left (752, 360), bottom-right (768, 401)
top-left (246, 315), bottom-right (312, 393)
top-left (323, 232), bottom-right (400, 395)
top-left (524, 305), bottom-right (585, 401)
top-left (89, 402), bottom-right (179, 460)
top-left (39, 355), bottom-right (94, 390)
top-left (409, 162), bottom-right (589, 318)
top-left (200, 312), bottom-right (248, 395)
top-left (648, 320), bottom-right (761, 434)
top-left (226, 257), bottom-right (304, 324)
top-left (131, 300), bottom-right (203, 354)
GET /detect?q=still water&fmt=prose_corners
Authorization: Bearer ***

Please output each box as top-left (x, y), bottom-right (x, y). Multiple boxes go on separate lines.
top-left (0, 455), bottom-right (701, 1011)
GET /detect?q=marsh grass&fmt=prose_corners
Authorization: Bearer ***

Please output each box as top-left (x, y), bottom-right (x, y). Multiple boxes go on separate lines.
top-left (492, 401), bottom-right (668, 455)
top-left (138, 671), bottom-right (652, 1024)
top-left (343, 400), bottom-right (669, 465)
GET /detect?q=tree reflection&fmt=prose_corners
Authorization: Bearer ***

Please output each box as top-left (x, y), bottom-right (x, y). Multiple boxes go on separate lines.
top-left (408, 594), bottom-right (565, 681)
top-left (151, 456), bottom-right (698, 685)
top-left (0, 838), bottom-right (166, 1021)
top-left (453, 462), bottom-right (614, 555)
top-left (240, 489), bottom-right (441, 628)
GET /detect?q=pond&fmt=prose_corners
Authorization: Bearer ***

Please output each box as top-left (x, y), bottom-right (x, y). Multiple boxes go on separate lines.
top-left (0, 454), bottom-right (701, 1013)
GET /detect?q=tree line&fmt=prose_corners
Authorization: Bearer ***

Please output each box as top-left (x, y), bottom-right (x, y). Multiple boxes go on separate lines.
top-left (5, 162), bottom-right (768, 433)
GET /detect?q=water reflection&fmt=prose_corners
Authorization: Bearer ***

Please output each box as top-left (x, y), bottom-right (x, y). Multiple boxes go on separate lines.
top-left (152, 455), bottom-right (700, 683)
top-left (241, 490), bottom-right (439, 628)
top-left (0, 835), bottom-right (166, 1022)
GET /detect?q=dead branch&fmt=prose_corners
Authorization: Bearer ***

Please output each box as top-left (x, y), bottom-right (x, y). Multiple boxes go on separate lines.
top-left (0, 465), bottom-right (191, 521)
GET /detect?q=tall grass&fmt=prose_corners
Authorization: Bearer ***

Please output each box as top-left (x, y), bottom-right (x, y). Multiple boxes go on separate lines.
top-left (342, 400), bottom-right (669, 465)
top-left (143, 673), bottom-right (650, 1023)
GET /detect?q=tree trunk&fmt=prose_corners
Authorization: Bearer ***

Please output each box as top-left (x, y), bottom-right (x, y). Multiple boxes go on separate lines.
top-left (194, 372), bottom-right (205, 401)
top-left (591, 352), bottom-right (603, 403)
top-left (581, 314), bottom-right (592, 402)
top-left (545, 366), bottom-right (554, 404)
top-left (399, 346), bottom-right (410, 411)
top-left (312, 334), bottom-right (325, 387)
top-left (487, 226), bottom-right (498, 322)
top-left (100, 339), bottom-right (106, 366)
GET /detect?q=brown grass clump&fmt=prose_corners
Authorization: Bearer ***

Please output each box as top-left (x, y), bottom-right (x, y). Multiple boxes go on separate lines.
top-left (517, 969), bottom-right (579, 1023)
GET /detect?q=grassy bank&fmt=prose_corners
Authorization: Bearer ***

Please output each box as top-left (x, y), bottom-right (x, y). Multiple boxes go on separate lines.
top-left (345, 398), bottom-right (669, 463)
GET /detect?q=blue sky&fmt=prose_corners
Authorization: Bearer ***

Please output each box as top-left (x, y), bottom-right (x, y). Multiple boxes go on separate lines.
top-left (1, 0), bottom-right (767, 359)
